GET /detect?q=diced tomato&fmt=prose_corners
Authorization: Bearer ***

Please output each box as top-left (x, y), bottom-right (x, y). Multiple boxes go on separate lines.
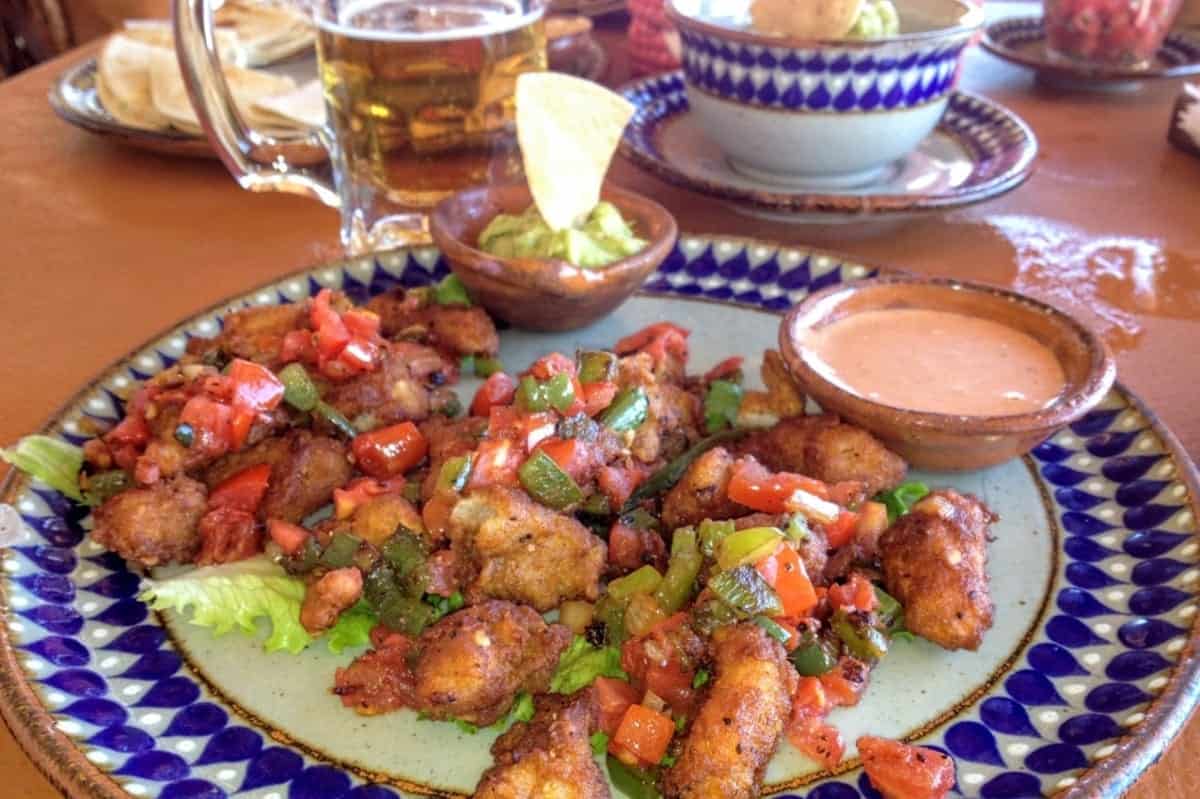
top-left (352, 422), bottom-right (428, 479)
top-left (614, 322), bottom-right (690, 364)
top-left (421, 491), bottom-right (456, 539)
top-left (468, 438), bottom-right (520, 488)
top-left (857, 736), bottom-right (956, 799)
top-left (820, 657), bottom-right (869, 709)
top-left (471, 372), bottom-right (518, 416)
top-left (228, 405), bottom-right (256, 450)
top-left (536, 437), bottom-right (589, 484)
top-left (793, 675), bottom-right (830, 715)
top-left (106, 412), bottom-right (151, 448)
top-left (727, 458), bottom-right (831, 513)
top-left (268, 519), bottom-right (310, 555)
top-left (597, 465), bottom-right (645, 509)
top-left (486, 407), bottom-right (556, 451)
top-left (208, 463), bottom-right (272, 514)
top-left (703, 356), bottom-right (744, 382)
top-left (527, 352), bottom-right (577, 380)
top-left (581, 381), bottom-right (618, 417)
top-left (279, 330), bottom-right (315, 364)
top-left (332, 476), bottom-right (408, 519)
top-left (312, 291), bottom-right (351, 359)
top-left (338, 337), bottom-right (379, 371)
top-left (828, 572), bottom-right (878, 613)
top-left (180, 395), bottom-right (235, 456)
top-left (823, 510), bottom-right (860, 549)
top-left (611, 704), bottom-right (675, 766)
top-left (342, 308), bottom-right (381, 339)
top-left (757, 544), bottom-right (818, 619)
top-left (593, 676), bottom-right (639, 736)
top-left (788, 718), bottom-right (845, 770)
top-left (227, 359), bottom-right (285, 413)
top-left (620, 613), bottom-right (696, 714)
top-left (196, 507), bottom-right (261, 565)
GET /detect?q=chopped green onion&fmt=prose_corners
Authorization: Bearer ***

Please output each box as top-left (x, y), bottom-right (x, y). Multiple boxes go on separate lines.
top-left (708, 565), bottom-right (783, 617)
top-left (315, 400), bottom-right (357, 438)
top-left (2, 435), bottom-right (85, 501)
top-left (703, 379), bottom-right (743, 433)
top-left (660, 754), bottom-right (677, 768)
top-left (459, 355), bottom-right (476, 375)
top-left (434, 274), bottom-right (471, 307)
top-left (545, 373), bottom-right (576, 414)
top-left (510, 692), bottom-right (535, 723)
top-left (785, 514), bottom-right (811, 543)
top-left (590, 731), bottom-right (610, 755)
top-left (877, 481), bottom-right (931, 523)
top-left (519, 450), bottom-right (584, 510)
top-left (599, 387), bottom-right (648, 432)
top-left (578, 350), bottom-right (617, 384)
top-left (622, 429), bottom-right (746, 512)
top-left (621, 508), bottom-right (661, 532)
top-left (607, 565), bottom-right (663, 602)
top-left (579, 493), bottom-right (612, 517)
top-left (654, 527), bottom-right (701, 613)
top-left (437, 455), bottom-right (473, 493)
top-left (173, 423), bottom-right (195, 449)
top-left (698, 519), bottom-right (736, 558)
top-left (692, 669), bottom-right (710, 689)
top-left (606, 755), bottom-right (663, 799)
top-left (831, 609), bottom-right (889, 662)
top-left (278, 363), bottom-right (320, 412)
top-left (516, 375), bottom-right (549, 412)
top-left (474, 356), bottom-right (504, 377)
top-left (453, 718), bottom-right (479, 735)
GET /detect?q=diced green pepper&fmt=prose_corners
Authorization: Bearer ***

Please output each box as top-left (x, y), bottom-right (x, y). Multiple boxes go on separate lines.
top-left (698, 519), bottom-right (736, 558)
top-left (654, 527), bottom-right (702, 613)
top-left (753, 615), bottom-right (792, 645)
top-left (579, 492), bottom-right (612, 517)
top-left (606, 755), bottom-right (663, 799)
top-left (437, 455), bottom-right (473, 493)
top-left (831, 609), bottom-right (889, 662)
top-left (519, 450), bottom-right (584, 509)
top-left (607, 565), bottom-right (663, 602)
top-left (516, 375), bottom-right (549, 412)
top-left (599, 386), bottom-right (648, 432)
top-left (788, 635), bottom-right (840, 676)
top-left (278, 363), bottom-right (320, 412)
top-left (691, 597), bottom-right (740, 635)
top-left (434, 274), bottom-right (471, 307)
top-left (692, 669), bottom-right (710, 688)
top-left (716, 526), bottom-right (782, 571)
top-left (545, 373), bottom-right (576, 414)
top-left (622, 429), bottom-right (746, 512)
top-left (785, 514), bottom-right (811, 543)
top-left (708, 565), bottom-right (783, 617)
top-left (376, 592), bottom-right (437, 636)
top-left (594, 594), bottom-right (628, 645)
top-left (621, 508), bottom-right (661, 532)
top-left (590, 731), bottom-right (610, 755)
top-left (578, 350), bottom-right (617, 384)
top-left (874, 585), bottom-right (904, 630)
top-left (557, 413), bottom-right (599, 441)
top-left (703, 379), bottom-right (743, 433)
top-left (382, 530), bottom-right (427, 590)
top-left (320, 532), bottom-right (362, 568)
top-left (316, 400), bottom-right (358, 438)
top-left (82, 469), bottom-right (130, 507)
top-left (474, 356), bottom-right (504, 377)
top-left (283, 535), bottom-right (323, 575)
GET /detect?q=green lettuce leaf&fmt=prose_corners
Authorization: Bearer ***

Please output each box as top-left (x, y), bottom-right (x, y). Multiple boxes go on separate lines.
top-left (326, 601), bottom-right (378, 654)
top-left (139, 557), bottom-right (313, 655)
top-left (2, 435), bottom-right (83, 501)
top-left (550, 635), bottom-right (627, 694)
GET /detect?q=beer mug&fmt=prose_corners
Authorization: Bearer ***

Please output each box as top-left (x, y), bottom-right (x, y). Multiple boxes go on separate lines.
top-left (174, 0), bottom-right (548, 254)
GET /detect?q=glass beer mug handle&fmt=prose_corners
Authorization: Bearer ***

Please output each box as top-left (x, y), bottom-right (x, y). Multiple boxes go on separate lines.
top-left (172, 0), bottom-right (339, 207)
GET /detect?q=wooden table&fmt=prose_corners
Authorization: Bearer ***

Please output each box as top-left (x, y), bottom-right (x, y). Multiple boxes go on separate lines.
top-left (2, 8), bottom-right (1198, 798)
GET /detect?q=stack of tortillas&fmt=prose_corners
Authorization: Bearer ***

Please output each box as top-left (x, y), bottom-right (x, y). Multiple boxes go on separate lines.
top-left (96, 19), bottom-right (323, 136)
top-left (213, 0), bottom-right (315, 66)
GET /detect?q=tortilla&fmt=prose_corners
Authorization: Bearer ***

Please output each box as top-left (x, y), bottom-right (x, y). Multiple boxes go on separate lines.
top-left (147, 46), bottom-right (297, 134)
top-left (96, 35), bottom-right (170, 131)
top-left (122, 19), bottom-right (243, 64)
top-left (750, 0), bottom-right (865, 39)
top-left (515, 72), bottom-right (635, 231)
top-left (251, 79), bottom-right (326, 129)
top-left (214, 0), bottom-right (315, 66)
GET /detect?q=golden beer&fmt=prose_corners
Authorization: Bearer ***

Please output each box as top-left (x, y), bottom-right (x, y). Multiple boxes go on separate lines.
top-left (317, 0), bottom-right (546, 237)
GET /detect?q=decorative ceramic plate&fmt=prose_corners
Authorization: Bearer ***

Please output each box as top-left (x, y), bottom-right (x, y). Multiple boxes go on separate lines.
top-left (982, 17), bottom-right (1200, 86)
top-left (2, 236), bottom-right (1199, 799)
top-left (48, 57), bottom-right (325, 161)
top-left (618, 73), bottom-right (1038, 220)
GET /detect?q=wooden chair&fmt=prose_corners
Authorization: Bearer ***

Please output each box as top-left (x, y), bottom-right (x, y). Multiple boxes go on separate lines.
top-left (0, 0), bottom-right (73, 77)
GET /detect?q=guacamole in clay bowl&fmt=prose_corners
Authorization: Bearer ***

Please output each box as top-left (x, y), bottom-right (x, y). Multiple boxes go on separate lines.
top-left (478, 201), bottom-right (648, 269)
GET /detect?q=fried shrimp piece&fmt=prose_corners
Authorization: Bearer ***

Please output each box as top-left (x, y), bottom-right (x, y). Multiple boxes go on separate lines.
top-left (661, 446), bottom-right (748, 531)
top-left (616, 352), bottom-right (701, 464)
top-left (204, 430), bottom-right (351, 523)
top-left (366, 288), bottom-right (500, 357)
top-left (321, 341), bottom-right (455, 429)
top-left (474, 691), bottom-right (609, 799)
top-left (186, 303), bottom-right (307, 369)
top-left (663, 623), bottom-right (798, 799)
top-left (878, 490), bottom-right (997, 651)
top-left (412, 601), bottom-right (571, 726)
top-left (449, 487), bottom-right (606, 611)
top-left (91, 476), bottom-right (208, 567)
top-left (333, 632), bottom-right (416, 715)
top-left (300, 567), bottom-right (363, 634)
top-left (736, 414), bottom-right (906, 497)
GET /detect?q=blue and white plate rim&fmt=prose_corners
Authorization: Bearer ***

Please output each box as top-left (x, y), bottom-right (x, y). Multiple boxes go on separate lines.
top-left (616, 71), bottom-right (1039, 215)
top-left (0, 234), bottom-right (1197, 799)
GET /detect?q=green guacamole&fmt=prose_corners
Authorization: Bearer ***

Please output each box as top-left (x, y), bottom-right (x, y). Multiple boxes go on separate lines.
top-left (478, 202), bottom-right (647, 268)
top-left (846, 0), bottom-right (900, 39)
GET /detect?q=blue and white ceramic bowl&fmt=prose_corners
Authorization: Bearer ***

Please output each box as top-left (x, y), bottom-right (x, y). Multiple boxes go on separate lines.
top-left (666, 0), bottom-right (985, 187)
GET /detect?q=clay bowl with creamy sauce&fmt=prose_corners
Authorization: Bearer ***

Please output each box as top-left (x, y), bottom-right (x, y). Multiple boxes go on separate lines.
top-left (779, 276), bottom-right (1116, 471)
top-left (430, 182), bottom-right (677, 332)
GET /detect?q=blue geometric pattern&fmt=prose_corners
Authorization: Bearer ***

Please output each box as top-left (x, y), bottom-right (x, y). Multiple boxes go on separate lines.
top-left (617, 72), bottom-right (1039, 213)
top-left (2, 237), bottom-right (1198, 798)
top-left (678, 29), bottom-right (970, 112)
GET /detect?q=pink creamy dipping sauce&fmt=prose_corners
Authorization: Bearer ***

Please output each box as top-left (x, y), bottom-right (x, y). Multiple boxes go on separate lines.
top-left (800, 308), bottom-right (1068, 416)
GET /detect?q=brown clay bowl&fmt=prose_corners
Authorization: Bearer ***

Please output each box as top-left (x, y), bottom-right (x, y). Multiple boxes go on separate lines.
top-left (429, 182), bottom-right (677, 332)
top-left (779, 276), bottom-right (1117, 471)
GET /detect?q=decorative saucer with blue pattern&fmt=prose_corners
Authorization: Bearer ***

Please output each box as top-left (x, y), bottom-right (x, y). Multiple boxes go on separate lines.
top-left (2, 235), bottom-right (1198, 799)
top-left (618, 73), bottom-right (1038, 218)
top-left (982, 17), bottom-right (1200, 86)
